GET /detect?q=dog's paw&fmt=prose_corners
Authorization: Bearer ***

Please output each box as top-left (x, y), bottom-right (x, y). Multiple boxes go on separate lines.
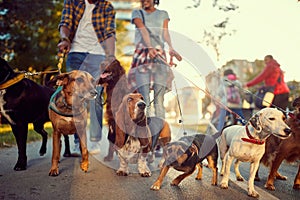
top-left (116, 170), bottom-right (128, 176)
top-left (14, 164), bottom-right (27, 171)
top-left (170, 179), bottom-right (180, 186)
top-left (80, 161), bottom-right (89, 172)
top-left (264, 183), bottom-right (275, 191)
top-left (140, 172), bottom-right (151, 177)
top-left (220, 182), bottom-right (228, 189)
top-left (39, 148), bottom-right (47, 156)
top-left (293, 184), bottom-right (300, 190)
top-left (236, 175), bottom-right (244, 182)
top-left (150, 183), bottom-right (161, 190)
top-left (276, 174), bottom-right (287, 180)
top-left (248, 190), bottom-right (259, 198)
top-left (49, 168), bottom-right (59, 176)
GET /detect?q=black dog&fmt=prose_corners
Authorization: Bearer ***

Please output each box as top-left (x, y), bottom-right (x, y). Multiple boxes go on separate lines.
top-left (150, 132), bottom-right (221, 190)
top-left (0, 58), bottom-right (56, 170)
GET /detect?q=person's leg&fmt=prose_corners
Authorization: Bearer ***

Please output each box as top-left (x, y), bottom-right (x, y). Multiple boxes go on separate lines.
top-left (66, 52), bottom-right (88, 154)
top-left (79, 54), bottom-right (106, 154)
top-left (79, 54), bottom-right (105, 144)
top-left (217, 108), bottom-right (227, 131)
top-left (135, 69), bottom-right (151, 116)
top-left (272, 93), bottom-right (289, 111)
top-left (231, 108), bottom-right (246, 125)
top-left (153, 64), bottom-right (167, 119)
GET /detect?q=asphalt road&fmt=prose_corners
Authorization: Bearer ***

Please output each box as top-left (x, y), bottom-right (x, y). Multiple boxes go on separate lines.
top-left (0, 126), bottom-right (299, 200)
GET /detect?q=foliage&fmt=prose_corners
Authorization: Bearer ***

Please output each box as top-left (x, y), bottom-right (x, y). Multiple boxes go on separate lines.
top-left (0, 124), bottom-right (53, 148)
top-left (189, 0), bottom-right (239, 61)
top-left (0, 0), bottom-right (63, 71)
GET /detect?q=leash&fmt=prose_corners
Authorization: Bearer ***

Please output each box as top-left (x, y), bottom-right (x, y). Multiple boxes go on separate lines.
top-left (161, 61), bottom-right (248, 125)
top-left (154, 53), bottom-right (187, 135)
top-left (0, 73), bottom-right (25, 89)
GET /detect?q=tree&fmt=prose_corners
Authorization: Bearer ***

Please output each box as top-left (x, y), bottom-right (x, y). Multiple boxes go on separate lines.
top-left (0, 0), bottom-right (63, 71)
top-left (188, 0), bottom-right (239, 61)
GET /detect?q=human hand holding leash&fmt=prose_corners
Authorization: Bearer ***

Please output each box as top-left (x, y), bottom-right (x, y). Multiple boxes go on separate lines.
top-left (57, 37), bottom-right (71, 53)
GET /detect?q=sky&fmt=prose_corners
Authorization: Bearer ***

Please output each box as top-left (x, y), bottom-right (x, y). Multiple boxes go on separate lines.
top-left (158, 0), bottom-right (300, 81)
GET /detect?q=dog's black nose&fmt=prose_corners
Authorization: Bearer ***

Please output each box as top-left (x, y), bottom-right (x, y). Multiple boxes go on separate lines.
top-left (137, 101), bottom-right (146, 110)
top-left (284, 128), bottom-right (292, 134)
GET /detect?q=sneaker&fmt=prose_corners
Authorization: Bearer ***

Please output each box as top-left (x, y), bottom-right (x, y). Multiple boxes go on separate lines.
top-left (89, 142), bottom-right (100, 155)
top-left (73, 143), bottom-right (81, 156)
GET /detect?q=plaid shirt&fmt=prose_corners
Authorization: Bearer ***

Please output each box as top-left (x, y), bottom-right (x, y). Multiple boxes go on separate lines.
top-left (59, 0), bottom-right (115, 43)
top-left (128, 43), bottom-right (173, 92)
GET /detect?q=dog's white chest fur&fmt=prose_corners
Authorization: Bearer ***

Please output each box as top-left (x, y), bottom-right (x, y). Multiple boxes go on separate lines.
top-left (0, 90), bottom-right (15, 124)
top-left (118, 136), bottom-right (141, 164)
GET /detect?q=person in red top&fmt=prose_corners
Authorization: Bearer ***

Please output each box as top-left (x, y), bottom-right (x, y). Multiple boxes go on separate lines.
top-left (245, 55), bottom-right (290, 110)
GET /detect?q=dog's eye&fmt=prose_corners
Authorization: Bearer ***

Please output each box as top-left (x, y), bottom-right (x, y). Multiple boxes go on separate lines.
top-left (127, 97), bottom-right (133, 102)
top-left (76, 77), bottom-right (84, 83)
top-left (269, 117), bottom-right (275, 121)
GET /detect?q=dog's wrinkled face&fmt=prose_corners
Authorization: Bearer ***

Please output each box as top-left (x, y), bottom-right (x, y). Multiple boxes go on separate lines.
top-left (124, 93), bottom-right (146, 122)
top-left (98, 60), bottom-right (125, 85)
top-left (53, 70), bottom-right (97, 100)
top-left (0, 58), bottom-right (15, 84)
top-left (250, 108), bottom-right (291, 139)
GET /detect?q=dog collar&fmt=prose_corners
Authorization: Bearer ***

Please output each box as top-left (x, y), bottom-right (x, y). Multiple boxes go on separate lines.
top-left (242, 125), bottom-right (265, 145)
top-left (0, 74), bottom-right (25, 89)
top-left (49, 86), bottom-right (86, 117)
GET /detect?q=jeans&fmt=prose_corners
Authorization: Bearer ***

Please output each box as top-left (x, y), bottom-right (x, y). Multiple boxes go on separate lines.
top-left (217, 107), bottom-right (245, 131)
top-left (66, 52), bottom-right (105, 143)
top-left (135, 64), bottom-right (167, 119)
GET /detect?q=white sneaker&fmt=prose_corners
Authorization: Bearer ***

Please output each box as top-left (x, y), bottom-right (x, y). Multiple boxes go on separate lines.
top-left (89, 142), bottom-right (100, 155)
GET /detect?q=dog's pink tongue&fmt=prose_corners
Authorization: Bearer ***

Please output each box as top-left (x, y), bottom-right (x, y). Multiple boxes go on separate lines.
top-left (100, 72), bottom-right (111, 79)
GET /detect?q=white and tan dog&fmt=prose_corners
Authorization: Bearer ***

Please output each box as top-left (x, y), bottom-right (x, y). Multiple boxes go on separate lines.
top-left (219, 107), bottom-right (291, 198)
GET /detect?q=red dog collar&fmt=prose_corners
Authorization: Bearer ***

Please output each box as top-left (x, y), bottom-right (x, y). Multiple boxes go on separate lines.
top-left (241, 125), bottom-right (265, 145)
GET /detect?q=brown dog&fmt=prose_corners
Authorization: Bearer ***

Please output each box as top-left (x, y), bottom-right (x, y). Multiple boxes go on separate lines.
top-left (48, 70), bottom-right (97, 176)
top-left (258, 97), bottom-right (300, 190)
top-left (97, 60), bottom-right (130, 161)
top-left (114, 93), bottom-right (171, 177)
top-left (150, 133), bottom-right (220, 190)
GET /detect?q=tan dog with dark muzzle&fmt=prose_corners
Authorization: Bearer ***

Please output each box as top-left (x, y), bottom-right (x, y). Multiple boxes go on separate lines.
top-left (48, 70), bottom-right (97, 176)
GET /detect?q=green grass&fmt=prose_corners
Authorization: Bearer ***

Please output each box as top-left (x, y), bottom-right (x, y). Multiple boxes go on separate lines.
top-left (0, 123), bottom-right (53, 148)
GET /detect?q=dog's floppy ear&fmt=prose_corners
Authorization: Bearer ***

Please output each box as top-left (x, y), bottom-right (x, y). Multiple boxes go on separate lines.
top-left (114, 95), bottom-right (128, 148)
top-left (47, 72), bottom-right (70, 87)
top-left (249, 114), bottom-right (262, 132)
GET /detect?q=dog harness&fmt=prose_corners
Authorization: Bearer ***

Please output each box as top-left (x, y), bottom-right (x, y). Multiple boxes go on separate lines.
top-left (241, 125), bottom-right (265, 145)
top-left (0, 74), bottom-right (25, 90)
